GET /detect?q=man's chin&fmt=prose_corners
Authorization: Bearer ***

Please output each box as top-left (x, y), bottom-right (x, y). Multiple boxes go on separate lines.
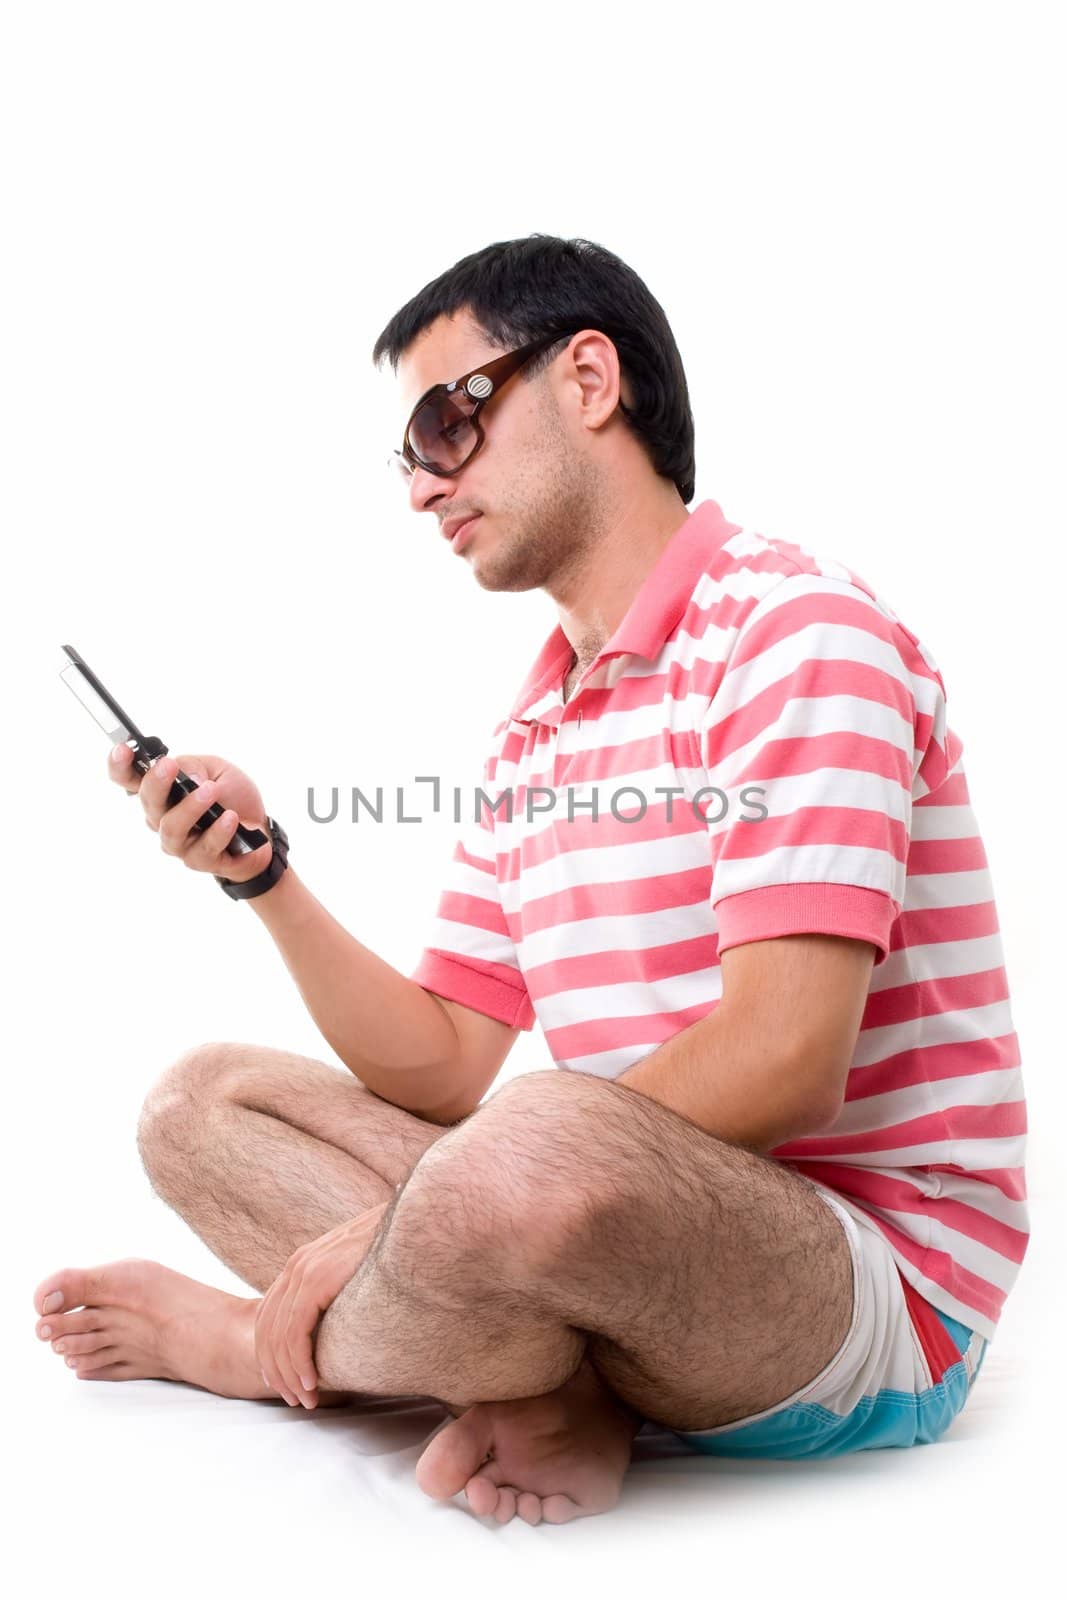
top-left (470, 557), bottom-right (540, 594)
top-left (471, 564), bottom-right (511, 593)
top-left (464, 527), bottom-right (546, 593)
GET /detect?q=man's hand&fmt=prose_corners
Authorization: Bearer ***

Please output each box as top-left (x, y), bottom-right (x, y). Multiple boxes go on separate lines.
top-left (254, 1200), bottom-right (392, 1408)
top-left (109, 742), bottom-right (272, 883)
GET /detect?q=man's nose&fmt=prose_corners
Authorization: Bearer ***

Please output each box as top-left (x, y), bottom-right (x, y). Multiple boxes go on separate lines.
top-left (409, 463), bottom-right (455, 514)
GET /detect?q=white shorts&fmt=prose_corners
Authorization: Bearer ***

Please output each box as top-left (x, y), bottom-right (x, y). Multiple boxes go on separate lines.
top-left (669, 1182), bottom-right (989, 1458)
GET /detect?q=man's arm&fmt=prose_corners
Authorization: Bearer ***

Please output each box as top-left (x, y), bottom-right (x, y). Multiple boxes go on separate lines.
top-left (614, 933), bottom-right (876, 1152)
top-left (106, 740), bottom-right (519, 1126)
top-left (251, 866), bottom-right (519, 1126)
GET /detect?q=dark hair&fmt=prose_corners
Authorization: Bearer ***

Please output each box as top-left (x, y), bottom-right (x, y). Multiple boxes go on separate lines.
top-left (372, 234), bottom-right (696, 504)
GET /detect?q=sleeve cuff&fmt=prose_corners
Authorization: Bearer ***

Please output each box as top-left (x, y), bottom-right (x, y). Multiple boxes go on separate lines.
top-left (411, 949), bottom-right (537, 1030)
top-left (713, 881), bottom-right (898, 966)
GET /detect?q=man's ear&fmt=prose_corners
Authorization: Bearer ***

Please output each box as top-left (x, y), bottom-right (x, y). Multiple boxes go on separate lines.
top-left (564, 329), bottom-right (626, 434)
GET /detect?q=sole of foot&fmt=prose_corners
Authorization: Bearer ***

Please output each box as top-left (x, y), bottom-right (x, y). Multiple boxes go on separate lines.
top-left (414, 1361), bottom-right (641, 1525)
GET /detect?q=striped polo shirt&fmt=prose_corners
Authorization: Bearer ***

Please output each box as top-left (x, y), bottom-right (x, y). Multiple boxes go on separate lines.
top-left (412, 497), bottom-right (1029, 1344)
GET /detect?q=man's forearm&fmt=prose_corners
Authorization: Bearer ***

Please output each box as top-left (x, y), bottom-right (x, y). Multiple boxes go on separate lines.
top-left (614, 1004), bottom-right (834, 1154)
top-left (246, 866), bottom-right (462, 1120)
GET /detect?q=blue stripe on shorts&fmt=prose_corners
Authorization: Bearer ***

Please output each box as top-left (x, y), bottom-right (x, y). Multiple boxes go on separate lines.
top-left (671, 1306), bottom-right (987, 1460)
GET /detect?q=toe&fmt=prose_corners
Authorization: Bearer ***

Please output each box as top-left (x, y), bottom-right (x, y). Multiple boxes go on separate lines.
top-left (75, 1361), bottom-right (129, 1381)
top-left (34, 1268), bottom-right (96, 1318)
top-left (37, 1309), bottom-right (104, 1341)
top-left (464, 1472), bottom-right (500, 1518)
top-left (34, 1259), bottom-right (151, 1319)
top-left (492, 1485), bottom-right (518, 1525)
top-left (66, 1346), bottom-right (118, 1375)
top-left (414, 1408), bottom-right (495, 1502)
top-left (517, 1491), bottom-right (542, 1527)
top-left (541, 1493), bottom-right (581, 1524)
top-left (52, 1331), bottom-right (112, 1357)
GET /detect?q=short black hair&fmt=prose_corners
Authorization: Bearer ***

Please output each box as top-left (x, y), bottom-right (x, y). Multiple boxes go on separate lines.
top-left (372, 234), bottom-right (696, 504)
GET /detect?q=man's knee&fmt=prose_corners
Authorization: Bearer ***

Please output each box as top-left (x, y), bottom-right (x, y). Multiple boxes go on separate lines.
top-left (388, 1071), bottom-right (613, 1286)
top-left (135, 1041), bottom-right (244, 1173)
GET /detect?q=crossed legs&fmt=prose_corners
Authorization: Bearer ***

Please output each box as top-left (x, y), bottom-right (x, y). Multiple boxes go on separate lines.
top-left (38, 1041), bottom-right (853, 1421)
top-left (33, 1043), bottom-right (857, 1516)
top-left (309, 1062), bottom-right (853, 1427)
top-left (33, 1043), bottom-right (853, 1516)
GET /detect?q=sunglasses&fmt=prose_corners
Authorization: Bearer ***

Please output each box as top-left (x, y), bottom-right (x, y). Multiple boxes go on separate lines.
top-left (388, 331), bottom-right (579, 484)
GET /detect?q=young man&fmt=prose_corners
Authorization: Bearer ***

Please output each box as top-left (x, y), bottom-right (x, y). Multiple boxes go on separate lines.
top-left (34, 235), bottom-right (1028, 1526)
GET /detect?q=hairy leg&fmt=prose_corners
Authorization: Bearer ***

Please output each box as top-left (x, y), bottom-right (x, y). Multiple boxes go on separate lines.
top-left (313, 1068), bottom-right (854, 1431)
top-left (32, 1042), bottom-right (460, 1408)
top-left (135, 1041), bottom-right (452, 1291)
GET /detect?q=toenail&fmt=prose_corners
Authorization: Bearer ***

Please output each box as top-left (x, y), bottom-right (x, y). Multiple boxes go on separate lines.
top-left (66, 1357), bottom-right (76, 1367)
top-left (42, 1293), bottom-right (63, 1314)
top-left (54, 1340), bottom-right (67, 1353)
top-left (39, 1325), bottom-right (51, 1339)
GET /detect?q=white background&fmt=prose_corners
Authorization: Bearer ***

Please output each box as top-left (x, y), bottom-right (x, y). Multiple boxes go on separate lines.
top-left (2, 2), bottom-right (1062, 1593)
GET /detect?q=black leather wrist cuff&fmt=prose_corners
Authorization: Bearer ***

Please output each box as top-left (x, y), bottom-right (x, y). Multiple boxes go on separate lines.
top-left (215, 816), bottom-right (290, 902)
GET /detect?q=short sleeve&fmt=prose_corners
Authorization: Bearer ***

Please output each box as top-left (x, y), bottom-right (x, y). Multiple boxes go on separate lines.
top-left (701, 573), bottom-right (919, 967)
top-left (411, 749), bottom-right (536, 1030)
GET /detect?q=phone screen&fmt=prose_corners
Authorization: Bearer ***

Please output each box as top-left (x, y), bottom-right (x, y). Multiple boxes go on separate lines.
top-left (59, 645), bottom-right (145, 749)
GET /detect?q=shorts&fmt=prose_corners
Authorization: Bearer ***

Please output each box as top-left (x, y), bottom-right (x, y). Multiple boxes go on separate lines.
top-left (670, 1183), bottom-right (989, 1459)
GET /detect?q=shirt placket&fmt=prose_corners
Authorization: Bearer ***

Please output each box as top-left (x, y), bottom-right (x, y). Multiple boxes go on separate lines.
top-left (552, 703), bottom-right (586, 789)
top-left (519, 663), bottom-right (590, 801)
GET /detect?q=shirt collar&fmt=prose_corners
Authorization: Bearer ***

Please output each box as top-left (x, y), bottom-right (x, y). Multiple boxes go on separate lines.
top-left (506, 498), bottom-right (741, 725)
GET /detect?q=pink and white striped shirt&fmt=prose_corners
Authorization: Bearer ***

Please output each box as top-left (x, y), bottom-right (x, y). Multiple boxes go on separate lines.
top-left (412, 497), bottom-right (1029, 1343)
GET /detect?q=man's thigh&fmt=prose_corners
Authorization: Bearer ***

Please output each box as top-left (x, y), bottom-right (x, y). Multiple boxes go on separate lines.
top-left (447, 1070), bottom-right (855, 1433)
top-left (146, 1040), bottom-right (451, 1190)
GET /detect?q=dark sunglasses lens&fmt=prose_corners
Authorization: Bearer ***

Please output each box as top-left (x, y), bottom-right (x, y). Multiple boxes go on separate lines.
top-left (408, 391), bottom-right (478, 473)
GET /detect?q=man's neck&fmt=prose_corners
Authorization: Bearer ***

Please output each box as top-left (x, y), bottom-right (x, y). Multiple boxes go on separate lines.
top-left (548, 485), bottom-right (688, 669)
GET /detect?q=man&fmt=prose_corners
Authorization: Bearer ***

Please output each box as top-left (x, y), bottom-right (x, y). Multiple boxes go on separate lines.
top-left (34, 235), bottom-right (1028, 1526)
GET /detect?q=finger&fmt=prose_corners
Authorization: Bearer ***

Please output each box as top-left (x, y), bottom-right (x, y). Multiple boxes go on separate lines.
top-left (275, 1271), bottom-right (317, 1408)
top-left (139, 755), bottom-right (212, 827)
top-left (139, 755), bottom-right (181, 830)
top-left (185, 815), bottom-right (272, 879)
top-left (108, 743), bottom-right (141, 795)
top-left (281, 1286), bottom-right (321, 1407)
top-left (182, 807), bottom-right (240, 870)
top-left (175, 753), bottom-right (224, 779)
top-left (253, 1286), bottom-right (279, 1379)
top-left (156, 777), bottom-right (224, 855)
top-left (254, 1288), bottom-right (299, 1408)
top-left (254, 1286), bottom-right (295, 1401)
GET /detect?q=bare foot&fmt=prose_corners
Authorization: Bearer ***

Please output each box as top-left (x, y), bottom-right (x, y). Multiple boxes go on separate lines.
top-left (32, 1258), bottom-right (351, 1409)
top-left (415, 1356), bottom-right (642, 1525)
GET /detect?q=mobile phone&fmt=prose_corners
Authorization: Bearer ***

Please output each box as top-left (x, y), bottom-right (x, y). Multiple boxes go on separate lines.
top-left (59, 645), bottom-right (268, 858)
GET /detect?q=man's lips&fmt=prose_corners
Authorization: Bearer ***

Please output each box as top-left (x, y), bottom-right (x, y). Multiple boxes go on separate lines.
top-left (444, 514), bottom-right (481, 551)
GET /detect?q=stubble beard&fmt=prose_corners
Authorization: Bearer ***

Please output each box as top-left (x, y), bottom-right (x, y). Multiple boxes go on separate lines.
top-left (470, 432), bottom-right (604, 597)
